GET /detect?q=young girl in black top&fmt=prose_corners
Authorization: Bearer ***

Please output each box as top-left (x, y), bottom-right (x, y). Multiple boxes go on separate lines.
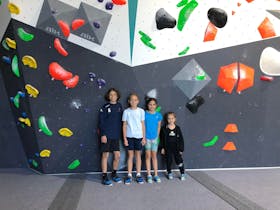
top-left (160, 112), bottom-right (186, 180)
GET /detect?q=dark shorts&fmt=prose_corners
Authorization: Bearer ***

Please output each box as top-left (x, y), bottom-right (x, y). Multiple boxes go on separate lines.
top-left (127, 137), bottom-right (142, 151)
top-left (100, 139), bottom-right (120, 153)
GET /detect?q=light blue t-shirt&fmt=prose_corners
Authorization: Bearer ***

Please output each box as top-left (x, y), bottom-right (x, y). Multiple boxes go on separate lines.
top-left (145, 111), bottom-right (162, 140)
top-left (122, 107), bottom-right (145, 138)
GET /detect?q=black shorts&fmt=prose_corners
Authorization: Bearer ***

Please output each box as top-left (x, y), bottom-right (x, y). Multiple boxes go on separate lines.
top-left (100, 139), bottom-right (120, 153)
top-left (127, 137), bottom-right (142, 151)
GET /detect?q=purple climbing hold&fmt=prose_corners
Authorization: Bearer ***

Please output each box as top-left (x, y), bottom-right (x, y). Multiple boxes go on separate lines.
top-left (2, 56), bottom-right (11, 64)
top-left (105, 2), bottom-right (113, 10)
top-left (97, 78), bottom-right (106, 89)
top-left (88, 72), bottom-right (96, 81)
top-left (98, 0), bottom-right (104, 2)
top-left (93, 21), bottom-right (101, 29)
top-left (109, 51), bottom-right (117, 57)
top-left (21, 112), bottom-right (27, 117)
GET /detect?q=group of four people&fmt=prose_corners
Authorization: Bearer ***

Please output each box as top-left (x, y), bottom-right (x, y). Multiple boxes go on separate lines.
top-left (99, 88), bottom-right (186, 186)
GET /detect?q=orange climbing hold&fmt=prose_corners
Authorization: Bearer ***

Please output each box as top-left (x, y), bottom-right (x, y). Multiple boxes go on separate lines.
top-left (217, 63), bottom-right (238, 94)
top-left (203, 22), bottom-right (217, 42)
top-left (222, 142), bottom-right (237, 151)
top-left (112, 0), bottom-right (126, 5)
top-left (236, 63), bottom-right (254, 93)
top-left (63, 75), bottom-right (79, 89)
top-left (71, 19), bottom-right (85, 31)
top-left (246, 0), bottom-right (254, 2)
top-left (237, 2), bottom-right (241, 6)
top-left (224, 123), bottom-right (239, 133)
top-left (54, 38), bottom-right (68, 56)
top-left (58, 20), bottom-right (70, 37)
top-left (258, 17), bottom-right (276, 39)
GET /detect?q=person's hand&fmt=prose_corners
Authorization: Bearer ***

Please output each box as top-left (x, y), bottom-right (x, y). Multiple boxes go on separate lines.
top-left (141, 138), bottom-right (146, 146)
top-left (124, 138), bottom-right (128, 146)
top-left (101, 135), bottom-right (107, 143)
top-left (161, 148), bottom-right (165, 155)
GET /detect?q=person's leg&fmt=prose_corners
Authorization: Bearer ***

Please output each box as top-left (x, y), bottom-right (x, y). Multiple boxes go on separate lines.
top-left (174, 150), bottom-right (184, 174)
top-left (135, 150), bottom-right (141, 174)
top-left (112, 151), bottom-right (120, 171)
top-left (151, 151), bottom-right (158, 176)
top-left (145, 150), bottom-right (151, 176)
top-left (101, 152), bottom-right (109, 174)
top-left (127, 150), bottom-right (134, 175)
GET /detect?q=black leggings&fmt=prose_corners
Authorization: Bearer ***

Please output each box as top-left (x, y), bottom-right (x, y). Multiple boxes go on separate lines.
top-left (166, 143), bottom-right (184, 174)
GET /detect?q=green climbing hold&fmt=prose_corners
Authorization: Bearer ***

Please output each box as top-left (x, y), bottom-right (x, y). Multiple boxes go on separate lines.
top-left (196, 73), bottom-right (206, 80)
top-left (68, 159), bottom-right (80, 170)
top-left (203, 135), bottom-right (219, 147)
top-left (38, 116), bottom-right (53, 136)
top-left (156, 106), bottom-right (161, 112)
top-left (177, 0), bottom-right (189, 7)
top-left (178, 46), bottom-right (190, 56)
top-left (12, 55), bottom-right (20, 77)
top-left (17, 28), bottom-right (34, 41)
top-left (177, 0), bottom-right (198, 31)
top-left (2, 39), bottom-right (10, 51)
top-left (32, 159), bottom-right (38, 168)
top-left (139, 31), bottom-right (156, 50)
top-left (13, 93), bottom-right (20, 108)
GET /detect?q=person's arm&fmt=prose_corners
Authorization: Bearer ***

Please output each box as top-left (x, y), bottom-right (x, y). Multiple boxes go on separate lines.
top-left (159, 127), bottom-right (165, 155)
top-left (141, 120), bottom-right (146, 145)
top-left (99, 106), bottom-right (107, 143)
top-left (177, 126), bottom-right (184, 152)
top-left (123, 121), bottom-right (128, 146)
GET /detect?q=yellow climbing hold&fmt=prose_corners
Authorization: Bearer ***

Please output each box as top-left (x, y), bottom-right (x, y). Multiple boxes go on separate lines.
top-left (58, 128), bottom-right (73, 137)
top-left (8, 3), bottom-right (20, 14)
top-left (25, 84), bottom-right (39, 98)
top-left (22, 55), bottom-right (37, 69)
top-left (5, 38), bottom-right (16, 49)
top-left (18, 117), bottom-right (31, 127)
top-left (40, 149), bottom-right (51, 158)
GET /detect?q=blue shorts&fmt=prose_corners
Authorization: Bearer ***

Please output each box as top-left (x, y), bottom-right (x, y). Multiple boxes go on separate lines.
top-left (145, 138), bottom-right (159, 152)
top-left (127, 137), bottom-right (142, 151)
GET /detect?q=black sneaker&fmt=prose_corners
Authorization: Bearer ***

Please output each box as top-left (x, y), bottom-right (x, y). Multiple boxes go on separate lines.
top-left (102, 176), bottom-right (113, 186)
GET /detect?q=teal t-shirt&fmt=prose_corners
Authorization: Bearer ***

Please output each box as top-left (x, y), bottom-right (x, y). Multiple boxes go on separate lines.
top-left (145, 111), bottom-right (162, 139)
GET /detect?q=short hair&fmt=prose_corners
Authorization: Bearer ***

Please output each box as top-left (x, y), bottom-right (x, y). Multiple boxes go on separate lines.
top-left (104, 88), bottom-right (121, 101)
top-left (128, 92), bottom-right (139, 101)
top-left (164, 112), bottom-right (176, 123)
top-left (145, 98), bottom-right (158, 110)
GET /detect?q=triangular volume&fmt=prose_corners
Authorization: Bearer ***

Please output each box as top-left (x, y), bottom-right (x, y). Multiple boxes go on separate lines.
top-left (71, 2), bottom-right (112, 45)
top-left (224, 123), bottom-right (239, 133)
top-left (128, 0), bottom-right (138, 62)
top-left (222, 141), bottom-right (237, 151)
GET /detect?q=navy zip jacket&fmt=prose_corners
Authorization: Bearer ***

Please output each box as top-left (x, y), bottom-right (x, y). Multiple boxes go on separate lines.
top-left (98, 102), bottom-right (123, 139)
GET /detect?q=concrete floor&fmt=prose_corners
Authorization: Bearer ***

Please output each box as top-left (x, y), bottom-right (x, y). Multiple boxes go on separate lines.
top-left (0, 168), bottom-right (279, 210)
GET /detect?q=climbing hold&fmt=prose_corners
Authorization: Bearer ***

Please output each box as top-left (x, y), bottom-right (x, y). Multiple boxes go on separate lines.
top-left (18, 117), bottom-right (31, 127)
top-left (178, 46), bottom-right (190, 56)
top-left (98, 0), bottom-right (104, 2)
top-left (49, 62), bottom-right (73, 81)
top-left (93, 21), bottom-right (101, 29)
top-left (236, 63), bottom-right (254, 94)
top-left (139, 31), bottom-right (156, 49)
top-left (222, 141), bottom-right (237, 151)
top-left (68, 159), bottom-right (80, 170)
top-left (2, 56), bottom-right (11, 64)
top-left (62, 75), bottom-right (79, 89)
top-left (203, 22), bottom-right (217, 42)
top-left (17, 28), bottom-right (34, 41)
top-left (196, 73), bottom-right (206, 80)
top-left (7, 3), bottom-right (20, 14)
top-left (71, 19), bottom-right (85, 31)
top-left (31, 159), bottom-right (38, 167)
top-left (259, 47), bottom-right (280, 76)
top-left (177, 0), bottom-right (198, 31)
top-left (156, 106), bottom-right (161, 113)
top-left (224, 123), bottom-right (239, 133)
top-left (207, 8), bottom-right (228, 28)
top-left (57, 20), bottom-right (70, 37)
top-left (186, 95), bottom-right (205, 113)
top-left (156, 8), bottom-right (176, 30)
top-left (25, 84), bottom-right (39, 98)
top-left (260, 75), bottom-right (274, 82)
top-left (2, 39), bottom-right (10, 51)
top-left (217, 63), bottom-right (238, 94)
top-left (109, 51), bottom-right (117, 57)
top-left (38, 116), bottom-right (53, 136)
top-left (54, 38), bottom-right (68, 56)
top-left (203, 135), bottom-right (219, 147)
top-left (258, 17), bottom-right (276, 39)
top-left (97, 78), bottom-right (106, 89)
top-left (11, 91), bottom-right (24, 109)
top-left (112, 0), bottom-right (126, 5)
top-left (58, 128), bottom-right (73, 137)
top-left (22, 55), bottom-right (37, 69)
top-left (5, 38), bottom-right (16, 49)
top-left (88, 72), bottom-right (96, 81)
top-left (177, 0), bottom-right (189, 7)
top-left (12, 55), bottom-right (20, 78)
top-left (105, 2), bottom-right (114, 10)
top-left (40, 149), bottom-right (51, 158)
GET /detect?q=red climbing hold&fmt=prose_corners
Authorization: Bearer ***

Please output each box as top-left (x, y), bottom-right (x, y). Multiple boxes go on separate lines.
top-left (57, 20), bottom-right (70, 37)
top-left (63, 75), bottom-right (79, 89)
top-left (260, 75), bottom-right (274, 82)
top-left (203, 22), bottom-right (217, 42)
top-left (49, 62), bottom-right (73, 81)
top-left (71, 19), bottom-right (85, 31)
top-left (54, 38), bottom-right (68, 56)
top-left (112, 0), bottom-right (126, 5)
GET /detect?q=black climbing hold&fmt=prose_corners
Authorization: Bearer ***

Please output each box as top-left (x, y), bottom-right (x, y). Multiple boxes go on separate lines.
top-left (207, 8), bottom-right (228, 28)
top-left (156, 8), bottom-right (176, 30)
top-left (93, 21), bottom-right (101, 29)
top-left (186, 95), bottom-right (205, 113)
top-left (105, 2), bottom-right (113, 10)
top-left (109, 51), bottom-right (117, 57)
